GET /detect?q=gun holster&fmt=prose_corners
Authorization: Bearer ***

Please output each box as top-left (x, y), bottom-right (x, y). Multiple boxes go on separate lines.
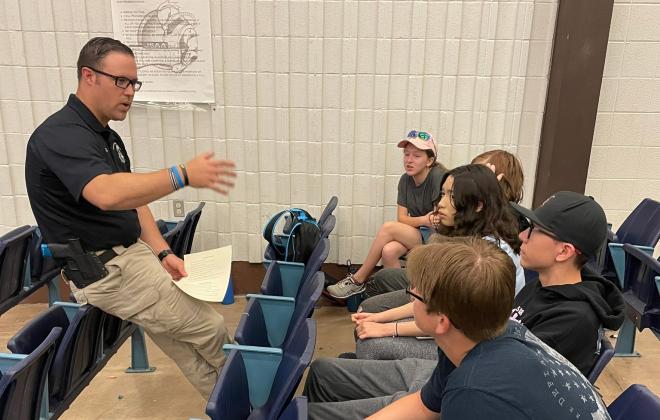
top-left (49, 239), bottom-right (111, 289)
top-left (62, 255), bottom-right (109, 289)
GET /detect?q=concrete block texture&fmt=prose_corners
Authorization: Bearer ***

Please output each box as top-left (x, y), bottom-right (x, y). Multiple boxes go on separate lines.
top-left (586, 1), bottom-right (660, 228)
top-left (1, 0), bottom-right (562, 263)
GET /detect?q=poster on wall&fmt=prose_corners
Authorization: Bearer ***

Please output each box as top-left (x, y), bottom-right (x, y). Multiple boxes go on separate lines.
top-left (111, 0), bottom-right (215, 103)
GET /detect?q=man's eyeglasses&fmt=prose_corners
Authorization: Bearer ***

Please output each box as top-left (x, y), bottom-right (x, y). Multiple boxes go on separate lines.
top-left (407, 130), bottom-right (433, 141)
top-left (86, 66), bottom-right (142, 91)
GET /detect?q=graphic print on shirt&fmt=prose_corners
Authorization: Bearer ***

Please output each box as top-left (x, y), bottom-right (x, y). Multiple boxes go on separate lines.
top-left (523, 329), bottom-right (609, 420)
top-left (510, 306), bottom-right (524, 322)
top-left (112, 142), bottom-right (126, 165)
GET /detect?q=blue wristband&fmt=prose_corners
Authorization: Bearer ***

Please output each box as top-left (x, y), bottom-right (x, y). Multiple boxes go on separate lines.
top-left (170, 166), bottom-right (184, 189)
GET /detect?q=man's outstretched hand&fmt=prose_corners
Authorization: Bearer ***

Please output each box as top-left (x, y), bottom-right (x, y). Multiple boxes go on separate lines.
top-left (186, 152), bottom-right (237, 194)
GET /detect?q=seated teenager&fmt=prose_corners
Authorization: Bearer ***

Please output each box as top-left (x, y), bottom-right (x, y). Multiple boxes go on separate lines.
top-left (366, 149), bottom-right (525, 298)
top-left (305, 238), bottom-right (612, 420)
top-left (510, 191), bottom-right (625, 375)
top-left (327, 130), bottom-right (447, 299)
top-left (351, 164), bottom-right (525, 360)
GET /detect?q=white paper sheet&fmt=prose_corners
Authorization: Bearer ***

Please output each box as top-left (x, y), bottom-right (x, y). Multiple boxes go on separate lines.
top-left (173, 245), bottom-right (232, 302)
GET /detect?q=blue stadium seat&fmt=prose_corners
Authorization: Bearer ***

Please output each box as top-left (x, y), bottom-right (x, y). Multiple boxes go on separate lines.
top-left (615, 244), bottom-right (660, 356)
top-left (163, 202), bottom-right (205, 258)
top-left (178, 202), bottom-right (205, 256)
top-left (602, 198), bottom-right (660, 287)
top-left (29, 228), bottom-right (63, 305)
top-left (318, 196), bottom-right (338, 228)
top-left (523, 268), bottom-right (538, 285)
top-left (100, 313), bottom-right (130, 353)
top-left (207, 319), bottom-right (317, 420)
top-left (608, 384), bottom-right (660, 420)
top-left (278, 397), bottom-right (308, 420)
top-left (261, 239), bottom-right (329, 299)
top-left (162, 220), bottom-right (185, 255)
top-left (1, 226), bottom-right (72, 316)
top-left (7, 303), bottom-right (104, 417)
top-left (320, 214), bottom-right (336, 239)
top-left (0, 226), bottom-right (36, 315)
top-left (236, 272), bottom-right (324, 348)
top-left (0, 327), bottom-right (61, 420)
top-left (586, 335), bottom-right (614, 384)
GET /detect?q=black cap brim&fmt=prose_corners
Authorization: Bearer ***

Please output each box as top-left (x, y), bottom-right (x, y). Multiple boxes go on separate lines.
top-left (510, 202), bottom-right (553, 232)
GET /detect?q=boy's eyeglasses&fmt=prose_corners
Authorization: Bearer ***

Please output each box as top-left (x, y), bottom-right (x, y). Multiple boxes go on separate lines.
top-left (407, 130), bottom-right (433, 141)
top-left (525, 220), bottom-right (562, 241)
top-left (406, 287), bottom-right (426, 304)
top-left (406, 287), bottom-right (461, 330)
top-left (525, 220), bottom-right (582, 255)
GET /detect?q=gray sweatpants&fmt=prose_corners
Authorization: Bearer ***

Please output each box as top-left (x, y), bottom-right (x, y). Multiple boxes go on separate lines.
top-left (364, 268), bottom-right (409, 298)
top-left (303, 357), bottom-right (437, 419)
top-left (356, 290), bottom-right (438, 360)
top-left (359, 289), bottom-right (409, 313)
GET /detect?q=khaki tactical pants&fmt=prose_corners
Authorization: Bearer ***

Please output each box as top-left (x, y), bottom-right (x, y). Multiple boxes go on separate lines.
top-left (69, 240), bottom-right (232, 399)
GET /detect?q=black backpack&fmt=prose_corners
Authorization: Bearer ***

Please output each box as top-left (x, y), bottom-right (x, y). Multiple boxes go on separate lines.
top-left (263, 208), bottom-right (321, 263)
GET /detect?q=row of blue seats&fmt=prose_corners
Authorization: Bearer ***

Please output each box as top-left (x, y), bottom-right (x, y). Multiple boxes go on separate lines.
top-left (0, 203), bottom-right (211, 419)
top-left (599, 198), bottom-right (660, 289)
top-left (578, 242), bottom-right (660, 387)
top-left (0, 201), bottom-right (207, 317)
top-left (611, 243), bottom-right (660, 356)
top-left (0, 226), bottom-right (61, 316)
top-left (594, 198), bottom-right (660, 356)
top-left (0, 302), bottom-right (150, 419)
top-left (202, 200), bottom-right (338, 420)
top-left (203, 232), bottom-right (332, 419)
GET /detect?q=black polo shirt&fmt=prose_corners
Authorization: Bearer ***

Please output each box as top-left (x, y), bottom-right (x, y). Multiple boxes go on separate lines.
top-left (25, 94), bottom-right (140, 251)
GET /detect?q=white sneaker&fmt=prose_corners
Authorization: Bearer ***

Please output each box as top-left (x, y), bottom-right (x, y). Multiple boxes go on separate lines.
top-left (326, 274), bottom-right (366, 299)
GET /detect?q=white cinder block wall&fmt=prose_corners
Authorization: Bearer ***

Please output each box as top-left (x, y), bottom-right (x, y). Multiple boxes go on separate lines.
top-left (0, 0), bottom-right (558, 263)
top-left (586, 0), bottom-right (660, 231)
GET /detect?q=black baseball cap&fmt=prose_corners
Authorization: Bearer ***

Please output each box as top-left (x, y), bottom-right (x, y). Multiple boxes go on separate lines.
top-left (510, 191), bottom-right (607, 258)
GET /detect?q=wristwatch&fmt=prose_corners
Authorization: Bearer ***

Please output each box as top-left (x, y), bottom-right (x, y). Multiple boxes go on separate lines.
top-left (158, 249), bottom-right (174, 262)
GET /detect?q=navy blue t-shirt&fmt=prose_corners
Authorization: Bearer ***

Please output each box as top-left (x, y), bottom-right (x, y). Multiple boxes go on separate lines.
top-left (420, 321), bottom-right (611, 419)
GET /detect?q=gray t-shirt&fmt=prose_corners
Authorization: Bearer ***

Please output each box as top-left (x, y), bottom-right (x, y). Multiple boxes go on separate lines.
top-left (397, 165), bottom-right (446, 217)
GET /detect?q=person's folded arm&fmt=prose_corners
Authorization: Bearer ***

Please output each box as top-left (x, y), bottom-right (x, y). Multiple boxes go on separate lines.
top-left (352, 302), bottom-right (414, 324)
top-left (395, 320), bottom-right (426, 337)
top-left (355, 319), bottom-right (427, 340)
top-left (397, 206), bottom-right (432, 228)
top-left (380, 302), bottom-right (415, 322)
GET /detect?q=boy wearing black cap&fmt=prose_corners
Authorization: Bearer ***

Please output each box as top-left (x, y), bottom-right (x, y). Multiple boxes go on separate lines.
top-left (510, 191), bottom-right (625, 375)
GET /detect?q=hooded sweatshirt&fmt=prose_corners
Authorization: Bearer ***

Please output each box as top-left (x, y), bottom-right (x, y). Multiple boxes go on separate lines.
top-left (510, 267), bottom-right (625, 375)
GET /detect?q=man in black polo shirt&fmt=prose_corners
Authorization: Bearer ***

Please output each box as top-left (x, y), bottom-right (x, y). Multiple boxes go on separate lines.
top-left (25, 37), bottom-right (236, 398)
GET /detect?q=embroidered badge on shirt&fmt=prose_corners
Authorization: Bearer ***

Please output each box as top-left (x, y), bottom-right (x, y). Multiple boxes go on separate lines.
top-left (112, 142), bottom-right (126, 164)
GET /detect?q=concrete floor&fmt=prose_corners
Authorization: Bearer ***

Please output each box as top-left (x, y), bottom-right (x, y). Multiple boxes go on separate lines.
top-left (1, 299), bottom-right (658, 419)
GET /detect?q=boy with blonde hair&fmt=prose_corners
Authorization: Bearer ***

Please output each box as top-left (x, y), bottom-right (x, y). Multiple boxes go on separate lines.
top-left (306, 238), bottom-right (611, 419)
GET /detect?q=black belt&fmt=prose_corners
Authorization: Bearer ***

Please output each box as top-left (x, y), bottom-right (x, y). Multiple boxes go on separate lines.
top-left (98, 249), bottom-right (119, 265)
top-left (97, 239), bottom-right (137, 264)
